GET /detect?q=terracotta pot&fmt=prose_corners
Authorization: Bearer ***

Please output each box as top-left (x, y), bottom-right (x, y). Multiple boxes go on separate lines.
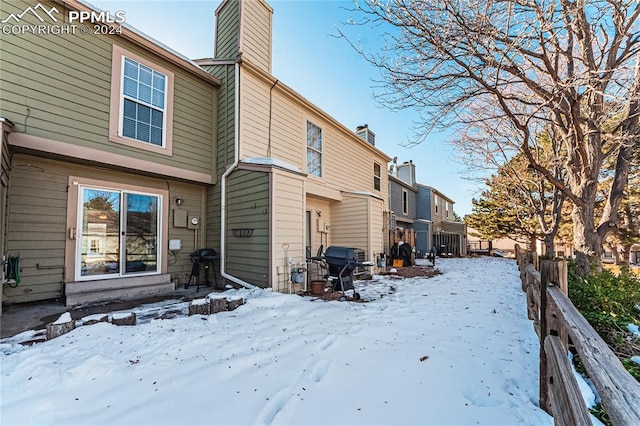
top-left (310, 280), bottom-right (325, 296)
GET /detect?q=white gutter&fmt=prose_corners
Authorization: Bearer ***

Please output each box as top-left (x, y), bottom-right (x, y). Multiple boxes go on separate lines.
top-left (220, 62), bottom-right (257, 289)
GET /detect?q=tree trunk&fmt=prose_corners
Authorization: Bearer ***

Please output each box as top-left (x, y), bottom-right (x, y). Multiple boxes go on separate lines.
top-left (529, 236), bottom-right (538, 255)
top-left (572, 196), bottom-right (603, 277)
top-left (543, 233), bottom-right (555, 258)
top-left (621, 244), bottom-right (632, 266)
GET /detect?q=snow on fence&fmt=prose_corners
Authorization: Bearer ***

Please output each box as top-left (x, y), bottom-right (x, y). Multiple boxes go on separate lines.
top-left (515, 245), bottom-right (640, 426)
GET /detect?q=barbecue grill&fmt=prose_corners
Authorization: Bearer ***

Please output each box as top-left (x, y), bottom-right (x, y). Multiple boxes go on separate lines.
top-left (187, 248), bottom-right (218, 291)
top-left (323, 246), bottom-right (368, 300)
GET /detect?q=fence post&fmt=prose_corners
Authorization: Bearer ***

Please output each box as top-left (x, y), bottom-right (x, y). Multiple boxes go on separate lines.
top-left (539, 259), bottom-right (568, 414)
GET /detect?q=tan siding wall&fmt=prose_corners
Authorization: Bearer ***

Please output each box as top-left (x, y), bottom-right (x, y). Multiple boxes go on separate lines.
top-left (305, 197), bottom-right (331, 256)
top-left (330, 195), bottom-right (370, 256)
top-left (4, 154), bottom-right (207, 304)
top-left (0, 0), bottom-right (216, 177)
top-left (272, 170), bottom-right (304, 292)
top-left (368, 197), bottom-right (385, 260)
top-left (240, 71), bottom-right (388, 201)
top-left (240, 73), bottom-right (303, 166)
top-left (226, 169), bottom-right (269, 287)
top-left (240, 0), bottom-right (272, 73)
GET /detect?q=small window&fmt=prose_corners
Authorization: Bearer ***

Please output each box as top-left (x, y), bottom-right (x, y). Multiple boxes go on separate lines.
top-left (402, 189), bottom-right (409, 215)
top-left (434, 194), bottom-right (439, 214)
top-left (306, 121), bottom-right (322, 177)
top-left (373, 162), bottom-right (381, 191)
top-left (445, 202), bottom-right (449, 219)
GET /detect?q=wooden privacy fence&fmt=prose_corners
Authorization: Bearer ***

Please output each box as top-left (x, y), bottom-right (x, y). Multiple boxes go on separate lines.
top-left (515, 245), bottom-right (640, 426)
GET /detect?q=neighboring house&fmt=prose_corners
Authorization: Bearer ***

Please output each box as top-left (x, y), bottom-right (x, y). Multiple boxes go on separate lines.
top-left (0, 0), bottom-right (220, 305)
top-left (416, 184), bottom-right (467, 256)
top-left (388, 161), bottom-right (418, 252)
top-left (194, 0), bottom-right (391, 292)
top-left (386, 159), bottom-right (466, 258)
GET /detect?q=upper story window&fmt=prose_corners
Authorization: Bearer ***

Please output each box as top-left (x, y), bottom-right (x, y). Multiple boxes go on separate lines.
top-left (373, 162), bottom-right (381, 191)
top-left (109, 45), bottom-right (174, 156)
top-left (306, 121), bottom-right (322, 177)
top-left (445, 202), bottom-right (450, 219)
top-left (402, 189), bottom-right (409, 215)
top-left (434, 194), bottom-right (439, 214)
top-left (122, 57), bottom-right (166, 146)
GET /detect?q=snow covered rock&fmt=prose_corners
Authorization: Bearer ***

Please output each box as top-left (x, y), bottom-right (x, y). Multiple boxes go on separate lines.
top-left (46, 312), bottom-right (75, 340)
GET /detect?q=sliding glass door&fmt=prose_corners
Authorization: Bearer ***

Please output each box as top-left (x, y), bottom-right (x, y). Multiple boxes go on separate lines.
top-left (79, 187), bottom-right (160, 279)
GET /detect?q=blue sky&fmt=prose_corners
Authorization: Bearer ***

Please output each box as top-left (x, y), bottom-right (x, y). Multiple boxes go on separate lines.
top-left (90, 0), bottom-right (480, 217)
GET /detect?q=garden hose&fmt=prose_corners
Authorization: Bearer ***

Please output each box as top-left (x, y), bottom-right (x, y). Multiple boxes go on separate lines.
top-left (6, 255), bottom-right (20, 288)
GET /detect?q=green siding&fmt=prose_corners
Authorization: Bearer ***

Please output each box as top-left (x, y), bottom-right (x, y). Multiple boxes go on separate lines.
top-left (5, 158), bottom-right (69, 302)
top-left (165, 182), bottom-right (208, 285)
top-left (3, 154), bottom-right (208, 304)
top-left (204, 64), bottom-right (235, 258)
top-left (215, 0), bottom-right (240, 60)
top-left (0, 0), bottom-right (216, 177)
top-left (226, 170), bottom-right (269, 287)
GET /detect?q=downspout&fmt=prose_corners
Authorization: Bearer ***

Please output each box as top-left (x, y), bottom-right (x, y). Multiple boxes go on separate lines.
top-left (220, 62), bottom-right (257, 289)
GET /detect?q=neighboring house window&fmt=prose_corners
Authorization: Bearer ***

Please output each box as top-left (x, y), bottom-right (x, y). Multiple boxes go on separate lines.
top-left (434, 194), bottom-right (439, 214)
top-left (122, 57), bottom-right (166, 146)
top-left (306, 121), bottom-right (322, 177)
top-left (109, 45), bottom-right (174, 156)
top-left (373, 162), bottom-right (381, 191)
top-left (402, 189), bottom-right (409, 215)
top-left (445, 202), bottom-right (449, 219)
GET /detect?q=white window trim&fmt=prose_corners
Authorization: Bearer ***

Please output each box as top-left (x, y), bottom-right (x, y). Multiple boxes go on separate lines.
top-left (373, 162), bottom-right (381, 191)
top-left (75, 185), bottom-right (166, 281)
top-left (109, 44), bottom-right (174, 156)
top-left (65, 176), bottom-right (170, 281)
top-left (305, 120), bottom-right (323, 178)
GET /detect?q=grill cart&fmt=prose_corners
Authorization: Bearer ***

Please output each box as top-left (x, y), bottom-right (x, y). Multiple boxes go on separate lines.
top-left (323, 246), bottom-right (370, 300)
top-left (186, 248), bottom-right (218, 291)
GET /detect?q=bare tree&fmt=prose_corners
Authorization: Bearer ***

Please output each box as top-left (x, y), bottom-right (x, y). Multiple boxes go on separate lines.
top-left (342, 0), bottom-right (640, 276)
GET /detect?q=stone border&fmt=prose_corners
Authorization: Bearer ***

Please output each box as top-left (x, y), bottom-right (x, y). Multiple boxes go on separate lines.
top-left (43, 295), bottom-right (245, 341)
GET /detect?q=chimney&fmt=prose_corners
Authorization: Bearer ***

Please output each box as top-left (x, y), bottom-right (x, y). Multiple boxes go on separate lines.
top-left (356, 124), bottom-right (376, 146)
top-left (397, 160), bottom-right (415, 187)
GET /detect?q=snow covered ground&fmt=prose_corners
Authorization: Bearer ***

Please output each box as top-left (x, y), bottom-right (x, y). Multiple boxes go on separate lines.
top-left (1, 258), bottom-right (555, 425)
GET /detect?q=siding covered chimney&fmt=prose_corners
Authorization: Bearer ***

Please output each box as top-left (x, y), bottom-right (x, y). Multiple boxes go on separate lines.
top-left (215, 0), bottom-right (273, 73)
top-left (397, 160), bottom-right (415, 187)
top-left (356, 124), bottom-right (375, 146)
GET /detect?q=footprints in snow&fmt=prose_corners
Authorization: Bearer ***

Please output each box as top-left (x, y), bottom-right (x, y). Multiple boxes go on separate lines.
top-left (258, 335), bottom-right (337, 424)
top-left (317, 334), bottom-right (337, 351)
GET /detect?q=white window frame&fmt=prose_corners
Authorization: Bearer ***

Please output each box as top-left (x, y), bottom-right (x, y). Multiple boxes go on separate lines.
top-left (76, 185), bottom-right (163, 281)
top-left (373, 162), bottom-right (381, 191)
top-left (306, 120), bottom-right (323, 177)
top-left (121, 56), bottom-right (167, 147)
top-left (109, 45), bottom-right (174, 156)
